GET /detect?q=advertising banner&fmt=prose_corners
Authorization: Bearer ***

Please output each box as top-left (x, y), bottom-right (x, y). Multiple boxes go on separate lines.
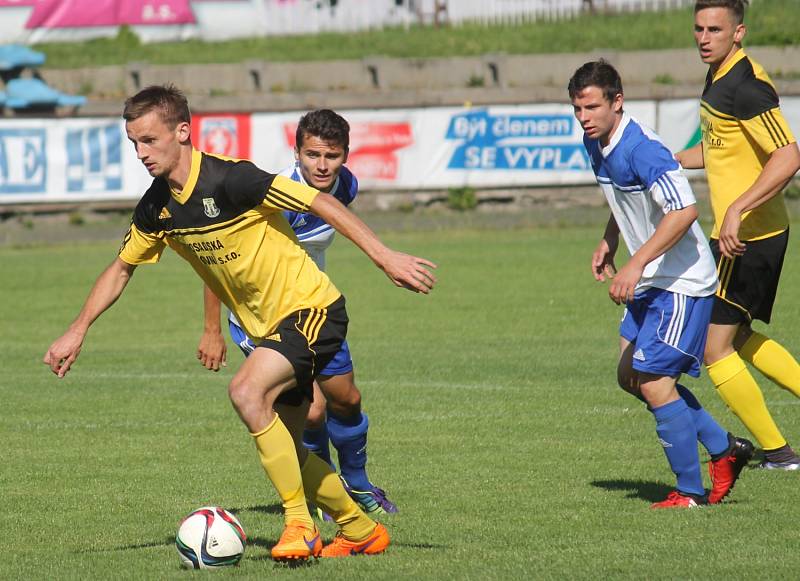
top-left (0, 118), bottom-right (151, 203)
top-left (192, 113), bottom-right (251, 159)
top-left (253, 102), bottom-right (656, 189)
top-left (26, 0), bottom-right (195, 27)
top-left (3, 98), bottom-right (798, 205)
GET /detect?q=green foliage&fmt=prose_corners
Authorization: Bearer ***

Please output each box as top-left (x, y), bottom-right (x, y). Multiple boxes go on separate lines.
top-left (466, 74), bottom-right (485, 88)
top-left (446, 186), bottom-right (478, 210)
top-left (6, 222), bottom-right (800, 578)
top-left (32, 0), bottom-right (797, 69)
top-left (652, 73), bottom-right (676, 85)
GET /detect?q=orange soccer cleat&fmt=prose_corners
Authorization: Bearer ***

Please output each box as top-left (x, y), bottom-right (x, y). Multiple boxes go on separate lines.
top-left (270, 521), bottom-right (322, 561)
top-left (320, 523), bottom-right (390, 558)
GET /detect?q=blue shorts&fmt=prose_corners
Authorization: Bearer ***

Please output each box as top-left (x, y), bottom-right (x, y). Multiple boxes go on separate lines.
top-left (229, 317), bottom-right (354, 376)
top-left (620, 288), bottom-right (713, 378)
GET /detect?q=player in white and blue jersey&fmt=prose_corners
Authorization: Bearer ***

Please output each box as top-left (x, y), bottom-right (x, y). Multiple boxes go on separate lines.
top-left (569, 60), bottom-right (753, 508)
top-left (198, 110), bottom-right (397, 515)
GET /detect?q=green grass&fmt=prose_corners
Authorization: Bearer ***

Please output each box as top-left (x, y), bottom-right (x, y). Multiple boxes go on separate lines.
top-left (34, 0), bottom-right (800, 69)
top-left (4, 221), bottom-right (800, 579)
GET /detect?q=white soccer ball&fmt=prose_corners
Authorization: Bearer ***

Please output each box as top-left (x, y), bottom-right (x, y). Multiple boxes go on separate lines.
top-left (175, 506), bottom-right (246, 569)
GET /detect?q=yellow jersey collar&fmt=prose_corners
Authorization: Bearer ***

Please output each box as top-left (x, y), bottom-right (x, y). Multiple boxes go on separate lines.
top-left (713, 48), bottom-right (746, 82)
top-left (170, 148), bottom-right (202, 205)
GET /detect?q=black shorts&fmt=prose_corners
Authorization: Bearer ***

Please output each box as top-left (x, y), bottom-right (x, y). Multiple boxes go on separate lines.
top-left (711, 230), bottom-right (788, 325)
top-left (258, 295), bottom-right (348, 406)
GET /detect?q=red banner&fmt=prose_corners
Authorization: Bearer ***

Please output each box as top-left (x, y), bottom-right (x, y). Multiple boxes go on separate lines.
top-left (192, 114), bottom-right (251, 160)
top-left (282, 121), bottom-right (413, 182)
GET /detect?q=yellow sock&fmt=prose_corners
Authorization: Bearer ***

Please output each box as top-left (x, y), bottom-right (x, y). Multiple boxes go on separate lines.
top-left (252, 414), bottom-right (313, 529)
top-left (707, 352), bottom-right (787, 450)
top-left (300, 453), bottom-right (375, 541)
top-left (740, 331), bottom-right (800, 398)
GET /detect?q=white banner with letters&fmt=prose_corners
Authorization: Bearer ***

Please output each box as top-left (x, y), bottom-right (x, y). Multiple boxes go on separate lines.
top-left (0, 118), bottom-right (151, 204)
top-left (2, 99), bottom-right (798, 204)
top-left (250, 102), bottom-right (656, 190)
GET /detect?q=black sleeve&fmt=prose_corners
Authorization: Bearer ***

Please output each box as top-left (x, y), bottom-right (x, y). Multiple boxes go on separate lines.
top-left (734, 78), bottom-right (780, 121)
top-left (132, 181), bottom-right (171, 234)
top-left (224, 160), bottom-right (279, 212)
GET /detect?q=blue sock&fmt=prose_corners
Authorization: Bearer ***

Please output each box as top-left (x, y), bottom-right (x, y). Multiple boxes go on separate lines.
top-left (327, 411), bottom-right (371, 491)
top-left (651, 399), bottom-right (705, 497)
top-left (676, 384), bottom-right (729, 457)
top-left (302, 423), bottom-right (335, 470)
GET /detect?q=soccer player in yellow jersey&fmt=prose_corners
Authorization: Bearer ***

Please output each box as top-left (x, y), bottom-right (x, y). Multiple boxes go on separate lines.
top-left (676, 0), bottom-right (800, 469)
top-left (43, 85), bottom-right (437, 559)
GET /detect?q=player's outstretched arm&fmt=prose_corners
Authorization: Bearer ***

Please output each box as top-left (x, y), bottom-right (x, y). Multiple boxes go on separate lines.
top-left (609, 204), bottom-right (698, 305)
top-left (674, 143), bottom-right (704, 170)
top-left (43, 257), bottom-right (137, 378)
top-left (592, 213), bottom-right (620, 282)
top-left (197, 285), bottom-right (227, 372)
top-left (309, 192), bottom-right (437, 294)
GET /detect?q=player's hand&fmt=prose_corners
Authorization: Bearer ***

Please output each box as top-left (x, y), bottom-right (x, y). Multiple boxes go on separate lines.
top-left (718, 206), bottom-right (746, 259)
top-left (380, 250), bottom-right (437, 294)
top-left (43, 328), bottom-right (85, 378)
top-left (591, 239), bottom-right (617, 282)
top-left (197, 330), bottom-right (227, 372)
top-left (608, 261), bottom-right (643, 305)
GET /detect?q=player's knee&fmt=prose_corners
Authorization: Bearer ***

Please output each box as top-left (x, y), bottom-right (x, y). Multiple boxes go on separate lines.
top-left (306, 402), bottom-right (326, 427)
top-left (227, 375), bottom-right (265, 413)
top-left (337, 383), bottom-right (362, 412)
top-left (327, 390), bottom-right (361, 418)
top-left (704, 343), bottom-right (732, 366)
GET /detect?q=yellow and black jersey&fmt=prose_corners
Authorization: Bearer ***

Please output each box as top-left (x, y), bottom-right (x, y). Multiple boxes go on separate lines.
top-left (700, 49), bottom-right (795, 241)
top-left (118, 149), bottom-right (341, 341)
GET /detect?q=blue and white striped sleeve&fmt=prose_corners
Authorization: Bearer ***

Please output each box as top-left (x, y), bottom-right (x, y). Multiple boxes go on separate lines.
top-left (631, 141), bottom-right (696, 213)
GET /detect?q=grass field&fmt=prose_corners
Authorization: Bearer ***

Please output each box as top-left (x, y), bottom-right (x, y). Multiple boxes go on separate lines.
top-left (4, 219), bottom-right (800, 579)
top-left (34, 0), bottom-right (799, 69)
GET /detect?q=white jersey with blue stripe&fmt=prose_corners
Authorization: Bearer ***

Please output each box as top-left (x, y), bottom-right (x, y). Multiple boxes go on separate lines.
top-left (585, 114), bottom-right (717, 297)
top-left (280, 163), bottom-right (358, 270)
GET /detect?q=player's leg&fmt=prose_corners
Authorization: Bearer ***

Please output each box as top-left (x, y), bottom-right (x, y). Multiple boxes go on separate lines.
top-left (227, 346), bottom-right (320, 559)
top-left (640, 373), bottom-right (707, 507)
top-left (317, 340), bottom-right (398, 514)
top-left (706, 323), bottom-right (796, 464)
top-left (232, 315), bottom-right (337, 471)
top-left (617, 338), bottom-right (642, 398)
top-left (284, 393), bottom-right (383, 553)
top-left (620, 304), bottom-right (727, 453)
top-left (303, 382), bottom-right (335, 468)
top-left (735, 231), bottom-right (800, 397)
top-left (737, 325), bottom-right (800, 398)
top-left (275, 398), bottom-right (387, 558)
top-left (301, 297), bottom-right (390, 556)
top-left (669, 293), bottom-right (753, 503)
top-left (707, 234), bottom-right (800, 468)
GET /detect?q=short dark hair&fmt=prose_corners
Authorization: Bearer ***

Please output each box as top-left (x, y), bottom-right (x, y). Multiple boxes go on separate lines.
top-left (123, 84), bottom-right (190, 128)
top-left (296, 109), bottom-right (350, 150)
top-left (567, 60), bottom-right (623, 103)
top-left (694, 0), bottom-right (748, 25)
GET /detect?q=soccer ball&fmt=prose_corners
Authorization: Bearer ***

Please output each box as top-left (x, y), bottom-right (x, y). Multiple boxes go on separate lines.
top-left (175, 506), bottom-right (246, 569)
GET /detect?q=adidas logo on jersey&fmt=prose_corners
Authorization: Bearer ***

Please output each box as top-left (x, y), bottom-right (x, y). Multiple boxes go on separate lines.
top-left (633, 349), bottom-right (646, 361)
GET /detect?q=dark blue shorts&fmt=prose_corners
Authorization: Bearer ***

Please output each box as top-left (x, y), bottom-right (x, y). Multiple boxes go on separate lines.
top-left (620, 288), bottom-right (713, 378)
